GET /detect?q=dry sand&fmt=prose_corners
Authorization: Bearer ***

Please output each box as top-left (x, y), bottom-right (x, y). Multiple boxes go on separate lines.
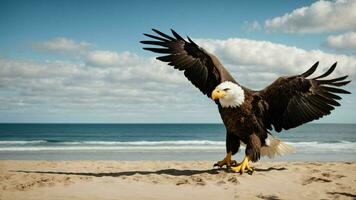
top-left (0, 160), bottom-right (355, 200)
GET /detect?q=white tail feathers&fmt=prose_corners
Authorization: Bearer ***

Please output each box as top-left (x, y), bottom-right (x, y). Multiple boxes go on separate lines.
top-left (261, 135), bottom-right (296, 159)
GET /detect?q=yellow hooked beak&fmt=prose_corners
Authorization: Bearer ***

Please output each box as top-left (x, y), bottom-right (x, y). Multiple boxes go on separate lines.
top-left (211, 89), bottom-right (226, 100)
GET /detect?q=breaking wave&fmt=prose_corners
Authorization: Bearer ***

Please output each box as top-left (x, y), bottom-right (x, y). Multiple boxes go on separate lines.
top-left (0, 140), bottom-right (355, 153)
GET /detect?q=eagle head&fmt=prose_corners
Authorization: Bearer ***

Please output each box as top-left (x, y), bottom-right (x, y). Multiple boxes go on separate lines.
top-left (211, 81), bottom-right (245, 108)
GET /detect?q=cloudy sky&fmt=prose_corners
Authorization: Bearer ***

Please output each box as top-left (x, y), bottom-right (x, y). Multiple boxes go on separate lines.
top-left (1, 0), bottom-right (355, 123)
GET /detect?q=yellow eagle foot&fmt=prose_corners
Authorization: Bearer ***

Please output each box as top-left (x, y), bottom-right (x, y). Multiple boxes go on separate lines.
top-left (213, 152), bottom-right (237, 168)
top-left (229, 156), bottom-right (254, 174)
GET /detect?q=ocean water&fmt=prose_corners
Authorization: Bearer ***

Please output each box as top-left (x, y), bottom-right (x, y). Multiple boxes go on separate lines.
top-left (0, 123), bottom-right (355, 161)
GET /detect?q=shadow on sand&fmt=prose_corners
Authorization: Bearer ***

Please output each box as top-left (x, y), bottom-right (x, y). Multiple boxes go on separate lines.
top-left (327, 192), bottom-right (356, 198)
top-left (13, 166), bottom-right (287, 177)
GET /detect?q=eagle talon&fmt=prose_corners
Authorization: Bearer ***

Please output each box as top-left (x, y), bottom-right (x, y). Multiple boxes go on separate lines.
top-left (213, 163), bottom-right (223, 168)
top-left (231, 160), bottom-right (238, 167)
top-left (229, 156), bottom-right (253, 174)
top-left (214, 152), bottom-right (236, 169)
top-left (213, 159), bottom-right (237, 168)
top-left (213, 162), bottom-right (226, 168)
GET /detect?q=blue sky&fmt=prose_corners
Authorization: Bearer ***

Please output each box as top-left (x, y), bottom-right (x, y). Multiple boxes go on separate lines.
top-left (0, 0), bottom-right (355, 123)
top-left (1, 0), bottom-right (328, 54)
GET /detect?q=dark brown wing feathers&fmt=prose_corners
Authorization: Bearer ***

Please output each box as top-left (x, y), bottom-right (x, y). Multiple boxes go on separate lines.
top-left (141, 29), bottom-right (236, 97)
top-left (258, 62), bottom-right (351, 132)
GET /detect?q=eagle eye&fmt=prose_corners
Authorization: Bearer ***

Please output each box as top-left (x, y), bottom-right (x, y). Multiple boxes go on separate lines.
top-left (223, 88), bottom-right (230, 91)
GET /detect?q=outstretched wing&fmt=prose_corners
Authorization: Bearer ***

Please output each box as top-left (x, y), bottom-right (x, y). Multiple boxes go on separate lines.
top-left (256, 62), bottom-right (351, 132)
top-left (140, 29), bottom-right (236, 97)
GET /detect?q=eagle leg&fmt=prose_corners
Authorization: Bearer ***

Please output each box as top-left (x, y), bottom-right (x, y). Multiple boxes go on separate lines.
top-left (213, 152), bottom-right (237, 168)
top-left (229, 155), bottom-right (254, 174)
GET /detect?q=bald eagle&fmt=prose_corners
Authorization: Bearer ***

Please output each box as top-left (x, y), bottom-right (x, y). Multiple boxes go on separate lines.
top-left (140, 29), bottom-right (351, 174)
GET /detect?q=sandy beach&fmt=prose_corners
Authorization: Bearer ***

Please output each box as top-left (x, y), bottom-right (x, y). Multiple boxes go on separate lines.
top-left (0, 161), bottom-right (355, 200)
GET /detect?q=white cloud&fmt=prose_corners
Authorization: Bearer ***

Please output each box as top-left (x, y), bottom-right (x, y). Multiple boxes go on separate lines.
top-left (35, 38), bottom-right (145, 68)
top-left (196, 37), bottom-right (356, 89)
top-left (265, 0), bottom-right (356, 33)
top-left (325, 32), bottom-right (356, 50)
top-left (34, 37), bottom-right (92, 53)
top-left (85, 50), bottom-right (141, 67)
top-left (0, 53), bottom-right (191, 117)
top-left (1, 36), bottom-right (355, 122)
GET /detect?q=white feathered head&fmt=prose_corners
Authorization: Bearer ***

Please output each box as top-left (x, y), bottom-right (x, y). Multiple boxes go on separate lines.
top-left (211, 81), bottom-right (245, 108)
